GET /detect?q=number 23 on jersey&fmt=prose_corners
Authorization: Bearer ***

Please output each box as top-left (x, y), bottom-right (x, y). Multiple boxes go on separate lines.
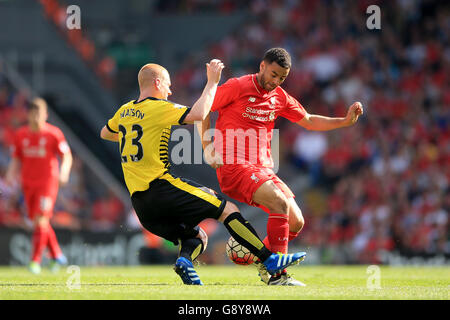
top-left (118, 124), bottom-right (144, 163)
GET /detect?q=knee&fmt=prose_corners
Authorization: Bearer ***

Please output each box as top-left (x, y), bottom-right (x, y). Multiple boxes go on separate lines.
top-left (290, 214), bottom-right (305, 233)
top-left (267, 194), bottom-right (289, 215)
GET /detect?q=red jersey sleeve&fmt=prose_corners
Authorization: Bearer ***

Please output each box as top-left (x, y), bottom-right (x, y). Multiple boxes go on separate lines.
top-left (279, 91), bottom-right (306, 123)
top-left (211, 78), bottom-right (240, 112)
top-left (52, 127), bottom-right (71, 157)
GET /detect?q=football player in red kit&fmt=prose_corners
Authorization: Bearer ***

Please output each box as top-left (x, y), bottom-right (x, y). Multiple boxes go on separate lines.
top-left (6, 98), bottom-right (72, 274)
top-left (199, 48), bottom-right (363, 285)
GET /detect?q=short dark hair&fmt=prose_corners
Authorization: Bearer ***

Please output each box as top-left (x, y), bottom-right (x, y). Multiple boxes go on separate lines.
top-left (263, 48), bottom-right (291, 69)
top-left (28, 97), bottom-right (47, 112)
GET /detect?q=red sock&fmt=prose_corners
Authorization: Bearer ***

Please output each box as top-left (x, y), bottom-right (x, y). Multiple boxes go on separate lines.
top-left (31, 225), bottom-right (49, 263)
top-left (264, 231), bottom-right (300, 249)
top-left (266, 213), bottom-right (289, 254)
top-left (46, 225), bottom-right (62, 259)
top-left (289, 231), bottom-right (299, 242)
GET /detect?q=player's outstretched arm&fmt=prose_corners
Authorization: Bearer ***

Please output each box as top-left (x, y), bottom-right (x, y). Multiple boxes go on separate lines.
top-left (183, 59), bottom-right (224, 124)
top-left (100, 125), bottom-right (119, 142)
top-left (297, 101), bottom-right (363, 131)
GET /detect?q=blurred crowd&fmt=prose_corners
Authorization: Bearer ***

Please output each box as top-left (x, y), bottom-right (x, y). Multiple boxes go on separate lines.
top-left (39, 0), bottom-right (117, 88)
top-left (155, 0), bottom-right (253, 14)
top-left (0, 74), bottom-right (128, 232)
top-left (162, 0), bottom-right (450, 263)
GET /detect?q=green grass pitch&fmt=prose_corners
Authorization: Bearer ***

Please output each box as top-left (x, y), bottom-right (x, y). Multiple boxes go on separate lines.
top-left (0, 265), bottom-right (448, 300)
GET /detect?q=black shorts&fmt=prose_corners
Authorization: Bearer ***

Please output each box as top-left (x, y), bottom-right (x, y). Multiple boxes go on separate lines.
top-left (131, 172), bottom-right (226, 245)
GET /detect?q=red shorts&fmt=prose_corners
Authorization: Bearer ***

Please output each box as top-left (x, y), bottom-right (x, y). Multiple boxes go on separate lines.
top-left (216, 164), bottom-right (294, 213)
top-left (23, 184), bottom-right (58, 220)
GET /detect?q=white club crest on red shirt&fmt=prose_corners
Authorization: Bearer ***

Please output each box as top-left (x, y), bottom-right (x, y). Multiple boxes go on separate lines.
top-left (250, 173), bottom-right (260, 183)
top-left (269, 97), bottom-right (276, 109)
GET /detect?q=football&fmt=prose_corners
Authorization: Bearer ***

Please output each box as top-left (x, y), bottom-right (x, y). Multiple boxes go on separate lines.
top-left (225, 236), bottom-right (257, 265)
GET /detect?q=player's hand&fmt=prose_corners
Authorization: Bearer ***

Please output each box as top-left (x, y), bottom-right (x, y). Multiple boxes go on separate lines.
top-left (345, 101), bottom-right (364, 125)
top-left (4, 175), bottom-right (18, 189)
top-left (206, 59), bottom-right (224, 85)
top-left (59, 173), bottom-right (70, 186)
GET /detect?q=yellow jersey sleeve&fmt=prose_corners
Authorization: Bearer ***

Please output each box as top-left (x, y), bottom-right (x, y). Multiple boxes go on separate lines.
top-left (157, 101), bottom-right (190, 126)
top-left (106, 106), bottom-right (123, 133)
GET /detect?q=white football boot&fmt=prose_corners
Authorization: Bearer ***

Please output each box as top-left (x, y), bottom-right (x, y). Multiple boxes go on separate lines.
top-left (268, 272), bottom-right (306, 286)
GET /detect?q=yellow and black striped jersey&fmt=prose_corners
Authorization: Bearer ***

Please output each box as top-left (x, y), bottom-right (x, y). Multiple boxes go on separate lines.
top-left (106, 97), bottom-right (190, 195)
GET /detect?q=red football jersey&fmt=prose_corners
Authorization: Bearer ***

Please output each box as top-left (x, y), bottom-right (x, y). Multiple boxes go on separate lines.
top-left (12, 123), bottom-right (70, 188)
top-left (211, 74), bottom-right (306, 167)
